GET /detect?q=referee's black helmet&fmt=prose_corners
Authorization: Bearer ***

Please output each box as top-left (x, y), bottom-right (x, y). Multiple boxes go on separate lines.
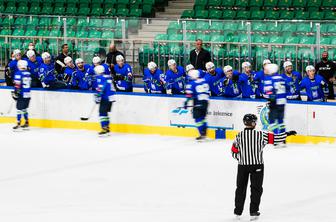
top-left (243, 114), bottom-right (257, 126)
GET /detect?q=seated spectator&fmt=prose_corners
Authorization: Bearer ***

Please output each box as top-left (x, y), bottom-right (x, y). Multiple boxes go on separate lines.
top-left (164, 59), bottom-right (186, 95)
top-left (300, 65), bottom-right (329, 102)
top-left (39, 52), bottom-right (67, 89)
top-left (238, 62), bottom-right (257, 99)
top-left (143, 62), bottom-right (166, 94)
top-left (74, 58), bottom-right (91, 90)
top-left (114, 55), bottom-right (133, 92)
top-left (222, 65), bottom-right (241, 98)
top-left (203, 62), bottom-right (225, 96)
top-left (281, 61), bottom-right (302, 100)
top-left (25, 50), bottom-right (43, 88)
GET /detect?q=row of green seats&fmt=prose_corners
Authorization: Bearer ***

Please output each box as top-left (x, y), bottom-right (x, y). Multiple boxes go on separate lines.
top-left (194, 0), bottom-right (336, 10)
top-left (181, 9), bottom-right (336, 20)
top-left (0, 0), bottom-right (156, 4)
top-left (0, 2), bottom-right (151, 16)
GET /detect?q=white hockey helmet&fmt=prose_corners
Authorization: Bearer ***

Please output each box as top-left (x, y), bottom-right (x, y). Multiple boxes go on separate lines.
top-left (94, 65), bottom-right (105, 75)
top-left (75, 58), bottom-right (84, 64)
top-left (92, 56), bottom-right (101, 64)
top-left (188, 69), bottom-right (200, 80)
top-left (283, 61), bottom-right (293, 69)
top-left (223, 65), bottom-right (233, 73)
top-left (17, 60), bottom-right (28, 70)
top-left (147, 61), bottom-right (157, 70)
top-left (13, 49), bottom-right (21, 56)
top-left (64, 56), bottom-right (73, 65)
top-left (26, 50), bottom-right (35, 59)
top-left (167, 59), bottom-right (176, 67)
top-left (263, 59), bottom-right (271, 66)
top-left (306, 65), bottom-right (315, 72)
top-left (185, 64), bottom-right (195, 73)
top-left (264, 63), bottom-right (279, 75)
top-left (205, 61), bottom-right (215, 71)
top-left (242, 61), bottom-right (251, 69)
top-left (116, 55), bottom-right (124, 62)
top-left (41, 52), bottom-right (51, 60)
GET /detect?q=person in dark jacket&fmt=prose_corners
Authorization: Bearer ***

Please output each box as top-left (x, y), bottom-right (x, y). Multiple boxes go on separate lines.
top-left (189, 39), bottom-right (211, 71)
top-left (315, 51), bottom-right (336, 99)
top-left (105, 43), bottom-right (125, 75)
top-left (55, 44), bottom-right (69, 75)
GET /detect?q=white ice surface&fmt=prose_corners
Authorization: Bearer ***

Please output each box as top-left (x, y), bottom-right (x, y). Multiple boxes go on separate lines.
top-left (0, 124), bottom-right (335, 222)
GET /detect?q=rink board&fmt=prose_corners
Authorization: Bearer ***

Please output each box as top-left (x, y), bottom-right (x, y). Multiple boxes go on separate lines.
top-left (0, 87), bottom-right (335, 144)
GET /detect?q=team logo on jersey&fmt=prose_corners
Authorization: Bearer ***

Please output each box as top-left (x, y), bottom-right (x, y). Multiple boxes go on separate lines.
top-left (257, 104), bottom-right (269, 130)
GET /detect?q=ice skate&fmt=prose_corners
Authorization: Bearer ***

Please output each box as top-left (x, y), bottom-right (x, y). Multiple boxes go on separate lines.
top-left (21, 122), bottom-right (29, 130)
top-left (12, 123), bottom-right (22, 132)
top-left (195, 135), bottom-right (206, 142)
top-left (250, 212), bottom-right (260, 221)
top-left (234, 214), bottom-right (241, 220)
top-left (98, 127), bottom-right (110, 137)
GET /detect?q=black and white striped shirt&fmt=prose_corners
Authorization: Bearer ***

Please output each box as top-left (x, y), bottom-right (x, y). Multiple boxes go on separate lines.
top-left (231, 128), bottom-right (287, 165)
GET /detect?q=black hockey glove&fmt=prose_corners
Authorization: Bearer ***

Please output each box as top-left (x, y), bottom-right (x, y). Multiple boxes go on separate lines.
top-left (11, 91), bottom-right (19, 101)
top-left (286, 130), bottom-right (297, 136)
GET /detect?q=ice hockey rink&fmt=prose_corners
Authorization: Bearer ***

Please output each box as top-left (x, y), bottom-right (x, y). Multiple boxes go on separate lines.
top-left (0, 124), bottom-right (335, 222)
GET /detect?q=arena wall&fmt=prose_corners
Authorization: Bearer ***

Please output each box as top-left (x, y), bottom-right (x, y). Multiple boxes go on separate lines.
top-left (0, 87), bottom-right (335, 144)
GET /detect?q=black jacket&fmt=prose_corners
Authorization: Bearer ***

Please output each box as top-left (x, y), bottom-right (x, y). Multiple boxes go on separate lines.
top-left (189, 48), bottom-right (211, 70)
top-left (106, 50), bottom-right (125, 66)
top-left (55, 53), bottom-right (68, 74)
top-left (315, 60), bottom-right (336, 81)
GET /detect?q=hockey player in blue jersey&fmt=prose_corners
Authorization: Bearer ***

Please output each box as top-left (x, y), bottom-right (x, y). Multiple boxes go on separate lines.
top-left (255, 59), bottom-right (272, 98)
top-left (263, 64), bottom-right (287, 137)
top-left (300, 65), bottom-right (329, 102)
top-left (94, 65), bottom-right (116, 136)
top-left (203, 62), bottom-right (225, 96)
top-left (184, 69), bottom-right (210, 141)
top-left (9, 49), bottom-right (22, 83)
top-left (164, 59), bottom-right (186, 95)
top-left (143, 62), bottom-right (166, 94)
top-left (12, 60), bottom-right (32, 131)
top-left (39, 52), bottom-right (67, 89)
top-left (25, 50), bottom-right (43, 88)
top-left (222, 65), bottom-right (242, 98)
top-left (86, 57), bottom-right (111, 90)
top-left (74, 58), bottom-right (91, 90)
top-left (238, 62), bottom-right (257, 99)
top-left (114, 55), bottom-right (133, 92)
top-left (63, 56), bottom-right (77, 88)
top-left (185, 64), bottom-right (206, 83)
top-left (281, 61), bottom-right (302, 100)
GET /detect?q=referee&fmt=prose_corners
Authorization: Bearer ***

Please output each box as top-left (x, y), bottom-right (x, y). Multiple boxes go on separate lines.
top-left (231, 114), bottom-right (296, 220)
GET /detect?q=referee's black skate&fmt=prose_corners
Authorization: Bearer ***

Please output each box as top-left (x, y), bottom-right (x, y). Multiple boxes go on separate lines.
top-left (250, 212), bottom-right (260, 221)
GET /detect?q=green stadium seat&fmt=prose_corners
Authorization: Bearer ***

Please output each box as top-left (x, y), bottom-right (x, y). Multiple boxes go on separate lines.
top-left (39, 18), bottom-right (51, 27)
top-left (236, 11), bottom-right (250, 19)
top-left (296, 23), bottom-right (311, 34)
top-left (250, 10), bottom-right (265, 20)
top-left (26, 17), bottom-right (39, 28)
top-left (269, 35), bottom-right (284, 44)
top-left (307, 0), bottom-right (321, 10)
top-left (223, 22), bottom-right (239, 31)
top-left (37, 29), bottom-right (48, 37)
top-left (11, 39), bottom-right (23, 50)
top-left (185, 21), bottom-right (196, 31)
top-left (77, 5), bottom-right (90, 16)
top-left (185, 33), bottom-right (197, 41)
top-left (208, 0), bottom-right (221, 9)
top-left (331, 38), bottom-right (336, 45)
top-left (222, 0), bottom-right (235, 8)
top-left (327, 25), bottom-right (336, 35)
top-left (320, 37), bottom-right (331, 45)
top-left (104, 7), bottom-right (116, 16)
top-left (252, 22), bottom-right (267, 34)
top-left (312, 24), bottom-right (328, 34)
top-left (222, 10), bottom-right (236, 19)
top-left (195, 10), bottom-right (209, 19)
top-left (197, 33), bottom-right (211, 42)
top-left (181, 10), bottom-right (194, 19)
top-left (76, 29), bottom-right (89, 38)
top-left (49, 29), bottom-right (61, 37)
top-left (235, 0), bottom-right (248, 9)
top-left (299, 36), bottom-right (315, 44)
top-left (210, 22), bottom-right (224, 32)
top-left (77, 18), bottom-right (89, 28)
top-left (16, 3), bottom-right (29, 14)
top-left (65, 4), bottom-right (78, 15)
top-left (292, 0), bottom-right (307, 9)
top-left (53, 3), bottom-right (65, 15)
top-left (129, 8), bottom-right (142, 17)
top-left (29, 3), bottom-right (41, 15)
top-left (66, 30), bottom-right (76, 38)
top-left (5, 2), bottom-right (16, 13)
top-left (14, 17), bottom-right (27, 26)
top-left (210, 35), bottom-right (225, 45)
top-left (91, 4), bottom-right (103, 16)
top-left (309, 11), bottom-right (325, 20)
top-left (101, 31), bottom-right (115, 40)
top-left (263, 0), bottom-right (278, 9)
top-left (167, 21), bottom-right (181, 35)
top-left (266, 22), bottom-right (281, 33)
top-left (25, 29), bottom-right (37, 37)
top-left (142, 2), bottom-right (154, 17)
top-left (279, 10), bottom-right (294, 20)
top-left (284, 35), bottom-right (299, 44)
top-left (89, 19), bottom-right (103, 28)
top-left (252, 35), bottom-right (269, 43)
top-left (51, 18), bottom-right (64, 28)
top-left (280, 22), bottom-right (297, 32)
top-left (208, 9), bottom-right (222, 19)
top-left (116, 8), bottom-right (129, 17)
top-left (294, 10), bottom-right (309, 19)
top-left (1, 16), bottom-right (14, 26)
top-left (324, 11), bottom-right (336, 20)
top-left (88, 30), bottom-right (102, 38)
top-left (102, 19), bottom-right (116, 29)
top-left (65, 18), bottom-right (76, 27)
top-left (321, 0), bottom-right (336, 10)
top-left (249, 0), bottom-right (264, 8)
top-left (277, 0), bottom-right (292, 9)
top-left (196, 21), bottom-right (210, 31)
top-left (265, 11), bottom-right (279, 19)
top-left (194, 0), bottom-right (207, 10)
top-left (12, 29), bottom-right (25, 36)
top-left (41, 3), bottom-right (53, 14)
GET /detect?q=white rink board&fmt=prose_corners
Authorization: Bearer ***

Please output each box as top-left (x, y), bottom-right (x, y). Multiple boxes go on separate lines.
top-left (0, 88), bottom-right (335, 137)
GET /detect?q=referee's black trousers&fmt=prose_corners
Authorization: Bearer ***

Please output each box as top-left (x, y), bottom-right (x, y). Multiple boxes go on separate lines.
top-left (234, 164), bottom-right (264, 215)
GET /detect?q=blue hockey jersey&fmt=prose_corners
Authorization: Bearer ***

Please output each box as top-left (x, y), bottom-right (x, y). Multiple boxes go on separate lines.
top-left (300, 75), bottom-right (328, 101)
top-left (64, 66), bottom-right (77, 87)
top-left (238, 72), bottom-right (257, 99)
top-left (263, 74), bottom-right (287, 105)
top-left (281, 71), bottom-right (302, 100)
top-left (96, 74), bottom-right (116, 102)
top-left (25, 56), bottom-right (43, 79)
top-left (222, 78), bottom-right (242, 98)
top-left (164, 66), bottom-right (186, 94)
top-left (143, 68), bottom-right (166, 94)
top-left (9, 59), bottom-right (19, 78)
top-left (114, 63), bottom-right (133, 91)
top-left (39, 62), bottom-right (56, 85)
top-left (185, 78), bottom-right (210, 105)
top-left (74, 64), bottom-right (91, 90)
top-left (254, 70), bottom-right (265, 98)
top-left (203, 68), bottom-right (225, 96)
top-left (14, 70), bottom-right (32, 98)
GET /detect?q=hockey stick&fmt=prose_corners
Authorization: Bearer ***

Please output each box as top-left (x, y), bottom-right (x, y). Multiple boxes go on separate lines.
top-left (1, 100), bottom-right (15, 116)
top-left (176, 105), bottom-right (201, 110)
top-left (80, 104), bottom-right (97, 121)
